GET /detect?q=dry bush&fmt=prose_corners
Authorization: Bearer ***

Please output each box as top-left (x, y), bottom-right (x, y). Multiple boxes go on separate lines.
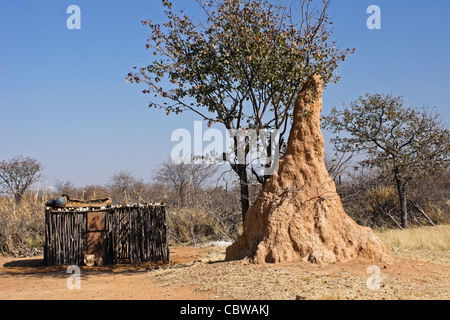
top-left (407, 171), bottom-right (450, 225)
top-left (337, 167), bottom-right (449, 230)
top-left (166, 187), bottom-right (242, 246)
top-left (0, 188), bottom-right (50, 256)
top-left (360, 185), bottom-right (400, 229)
top-left (167, 207), bottom-right (215, 246)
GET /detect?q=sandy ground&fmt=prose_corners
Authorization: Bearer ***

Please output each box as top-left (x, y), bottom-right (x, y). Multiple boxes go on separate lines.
top-left (1, 245), bottom-right (449, 300)
top-left (0, 247), bottom-right (211, 300)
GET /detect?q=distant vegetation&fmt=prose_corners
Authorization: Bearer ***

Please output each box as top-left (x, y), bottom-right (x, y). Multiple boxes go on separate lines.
top-left (0, 153), bottom-right (448, 256)
top-left (329, 161), bottom-right (449, 231)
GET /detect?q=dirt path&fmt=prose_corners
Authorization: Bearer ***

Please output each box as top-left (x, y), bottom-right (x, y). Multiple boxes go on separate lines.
top-left (0, 247), bottom-right (213, 300)
top-left (1, 245), bottom-right (449, 300)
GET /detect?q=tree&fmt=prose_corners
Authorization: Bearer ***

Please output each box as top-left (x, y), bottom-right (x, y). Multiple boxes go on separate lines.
top-left (127, 0), bottom-right (353, 221)
top-left (53, 180), bottom-right (77, 196)
top-left (108, 170), bottom-right (146, 204)
top-left (154, 158), bottom-right (218, 205)
top-left (0, 155), bottom-right (43, 206)
top-left (323, 93), bottom-right (450, 228)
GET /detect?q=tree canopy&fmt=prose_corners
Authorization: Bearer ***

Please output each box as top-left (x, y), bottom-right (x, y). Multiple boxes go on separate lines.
top-left (128, 0), bottom-right (351, 128)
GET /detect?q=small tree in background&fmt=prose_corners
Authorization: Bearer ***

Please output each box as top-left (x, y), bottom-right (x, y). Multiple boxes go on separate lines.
top-left (108, 170), bottom-right (149, 204)
top-left (153, 158), bottom-right (218, 206)
top-left (0, 155), bottom-right (43, 207)
top-left (53, 180), bottom-right (77, 196)
top-left (323, 93), bottom-right (450, 228)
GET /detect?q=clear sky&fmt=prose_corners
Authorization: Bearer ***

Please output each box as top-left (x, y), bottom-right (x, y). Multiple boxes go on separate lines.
top-left (1, 0), bottom-right (449, 187)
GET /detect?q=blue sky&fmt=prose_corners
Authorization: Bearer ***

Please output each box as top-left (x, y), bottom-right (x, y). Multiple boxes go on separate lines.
top-left (1, 0), bottom-right (449, 187)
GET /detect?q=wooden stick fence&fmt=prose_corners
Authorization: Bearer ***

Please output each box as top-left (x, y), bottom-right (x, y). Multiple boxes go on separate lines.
top-left (44, 204), bottom-right (169, 266)
top-left (103, 205), bottom-right (170, 264)
top-left (44, 210), bottom-right (87, 266)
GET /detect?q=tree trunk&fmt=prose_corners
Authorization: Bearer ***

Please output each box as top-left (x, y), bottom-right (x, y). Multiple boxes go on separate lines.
top-left (227, 132), bottom-right (251, 222)
top-left (14, 192), bottom-right (23, 207)
top-left (394, 170), bottom-right (408, 228)
top-left (236, 164), bottom-right (250, 222)
top-left (225, 74), bottom-right (389, 264)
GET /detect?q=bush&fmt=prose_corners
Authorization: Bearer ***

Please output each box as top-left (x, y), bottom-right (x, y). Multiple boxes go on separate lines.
top-left (166, 188), bottom-right (242, 246)
top-left (0, 190), bottom-right (48, 256)
top-left (337, 168), bottom-right (450, 230)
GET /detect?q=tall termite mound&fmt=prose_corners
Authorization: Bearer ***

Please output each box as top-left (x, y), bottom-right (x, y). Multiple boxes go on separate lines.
top-left (225, 74), bottom-right (389, 264)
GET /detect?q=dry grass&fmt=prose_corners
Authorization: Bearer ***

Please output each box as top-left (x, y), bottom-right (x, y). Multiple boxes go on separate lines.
top-left (375, 224), bottom-right (450, 265)
top-left (148, 225), bottom-right (450, 300)
top-left (376, 224), bottom-right (450, 250)
top-left (0, 189), bottom-right (50, 255)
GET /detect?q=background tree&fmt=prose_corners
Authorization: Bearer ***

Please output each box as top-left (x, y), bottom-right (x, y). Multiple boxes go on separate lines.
top-left (53, 180), bottom-right (77, 196)
top-left (323, 93), bottom-right (450, 228)
top-left (127, 0), bottom-right (353, 221)
top-left (0, 155), bottom-right (43, 206)
top-left (153, 158), bottom-right (218, 205)
top-left (108, 170), bottom-right (147, 204)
